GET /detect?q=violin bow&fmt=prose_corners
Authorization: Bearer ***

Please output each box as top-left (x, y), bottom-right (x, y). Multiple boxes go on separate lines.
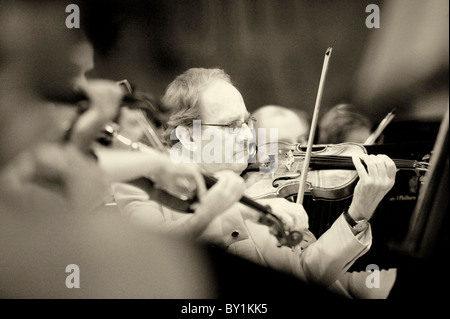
top-left (296, 47), bottom-right (333, 205)
top-left (364, 108), bottom-right (396, 145)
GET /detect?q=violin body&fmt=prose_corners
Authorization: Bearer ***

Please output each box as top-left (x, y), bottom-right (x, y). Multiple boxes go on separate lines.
top-left (244, 143), bottom-right (367, 201)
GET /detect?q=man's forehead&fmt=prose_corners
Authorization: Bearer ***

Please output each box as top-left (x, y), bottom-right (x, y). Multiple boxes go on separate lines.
top-left (199, 80), bottom-right (247, 120)
top-left (201, 80), bottom-right (242, 101)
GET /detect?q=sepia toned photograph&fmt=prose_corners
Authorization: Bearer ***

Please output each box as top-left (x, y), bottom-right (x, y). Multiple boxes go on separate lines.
top-left (0, 0), bottom-right (448, 315)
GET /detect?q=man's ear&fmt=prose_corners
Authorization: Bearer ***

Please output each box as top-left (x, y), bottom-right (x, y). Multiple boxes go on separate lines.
top-left (175, 126), bottom-right (197, 151)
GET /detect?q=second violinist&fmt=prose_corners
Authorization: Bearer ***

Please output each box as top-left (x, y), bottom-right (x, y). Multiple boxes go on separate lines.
top-left (113, 68), bottom-right (398, 299)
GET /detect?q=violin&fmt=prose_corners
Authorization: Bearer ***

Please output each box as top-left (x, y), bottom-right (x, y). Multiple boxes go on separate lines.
top-left (243, 142), bottom-right (429, 201)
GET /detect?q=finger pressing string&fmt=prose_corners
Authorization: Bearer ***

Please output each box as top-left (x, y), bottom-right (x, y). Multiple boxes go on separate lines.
top-left (376, 156), bottom-right (388, 178)
top-left (351, 154), bottom-right (368, 179)
top-left (365, 155), bottom-right (379, 177)
top-left (380, 154), bottom-right (398, 178)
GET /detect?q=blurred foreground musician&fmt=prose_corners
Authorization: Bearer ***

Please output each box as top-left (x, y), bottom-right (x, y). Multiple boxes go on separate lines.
top-left (0, 0), bottom-right (222, 298)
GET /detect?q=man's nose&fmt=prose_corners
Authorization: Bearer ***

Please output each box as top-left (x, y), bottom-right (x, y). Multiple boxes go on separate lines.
top-left (236, 124), bottom-right (254, 144)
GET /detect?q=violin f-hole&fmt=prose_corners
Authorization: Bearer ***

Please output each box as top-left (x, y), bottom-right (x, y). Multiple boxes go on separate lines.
top-left (272, 171), bottom-right (301, 187)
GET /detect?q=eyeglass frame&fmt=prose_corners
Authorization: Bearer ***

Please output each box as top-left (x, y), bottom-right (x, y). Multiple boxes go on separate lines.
top-left (200, 116), bottom-right (257, 130)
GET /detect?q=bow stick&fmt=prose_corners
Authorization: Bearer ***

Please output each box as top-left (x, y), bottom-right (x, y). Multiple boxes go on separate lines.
top-left (296, 47), bottom-right (333, 205)
top-left (364, 108), bottom-right (396, 145)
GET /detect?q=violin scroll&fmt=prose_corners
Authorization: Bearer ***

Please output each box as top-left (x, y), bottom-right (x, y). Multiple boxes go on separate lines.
top-left (257, 206), bottom-right (303, 248)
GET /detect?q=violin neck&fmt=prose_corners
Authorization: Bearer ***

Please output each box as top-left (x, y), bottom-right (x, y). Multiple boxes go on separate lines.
top-left (308, 155), bottom-right (417, 170)
top-left (203, 174), bottom-right (273, 214)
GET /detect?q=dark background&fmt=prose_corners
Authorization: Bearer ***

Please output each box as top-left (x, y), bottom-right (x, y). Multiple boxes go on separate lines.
top-left (87, 0), bottom-right (380, 114)
top-left (83, 0), bottom-right (448, 130)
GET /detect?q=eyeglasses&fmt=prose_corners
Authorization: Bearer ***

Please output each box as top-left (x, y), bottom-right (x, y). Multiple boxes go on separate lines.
top-left (201, 117), bottom-right (256, 130)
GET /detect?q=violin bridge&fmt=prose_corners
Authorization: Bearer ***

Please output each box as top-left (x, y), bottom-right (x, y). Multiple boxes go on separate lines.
top-left (284, 150), bottom-right (295, 171)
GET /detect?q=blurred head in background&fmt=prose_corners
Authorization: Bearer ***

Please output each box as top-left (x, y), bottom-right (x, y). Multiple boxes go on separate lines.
top-left (318, 103), bottom-right (372, 144)
top-left (252, 105), bottom-right (310, 145)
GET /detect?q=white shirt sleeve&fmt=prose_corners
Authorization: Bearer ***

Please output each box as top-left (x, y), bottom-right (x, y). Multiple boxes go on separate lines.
top-left (246, 213), bottom-right (372, 287)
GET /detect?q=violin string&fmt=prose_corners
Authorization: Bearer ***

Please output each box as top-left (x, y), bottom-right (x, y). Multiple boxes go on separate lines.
top-left (294, 154), bottom-right (418, 169)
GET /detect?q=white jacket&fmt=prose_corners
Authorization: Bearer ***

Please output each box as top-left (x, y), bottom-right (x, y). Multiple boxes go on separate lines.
top-left (113, 182), bottom-right (372, 291)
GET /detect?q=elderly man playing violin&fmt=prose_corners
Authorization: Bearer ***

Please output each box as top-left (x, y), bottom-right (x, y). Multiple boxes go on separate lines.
top-left (113, 68), bottom-right (398, 299)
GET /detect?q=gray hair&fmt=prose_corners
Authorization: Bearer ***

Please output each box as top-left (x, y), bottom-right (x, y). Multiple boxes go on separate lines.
top-left (161, 68), bottom-right (233, 146)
